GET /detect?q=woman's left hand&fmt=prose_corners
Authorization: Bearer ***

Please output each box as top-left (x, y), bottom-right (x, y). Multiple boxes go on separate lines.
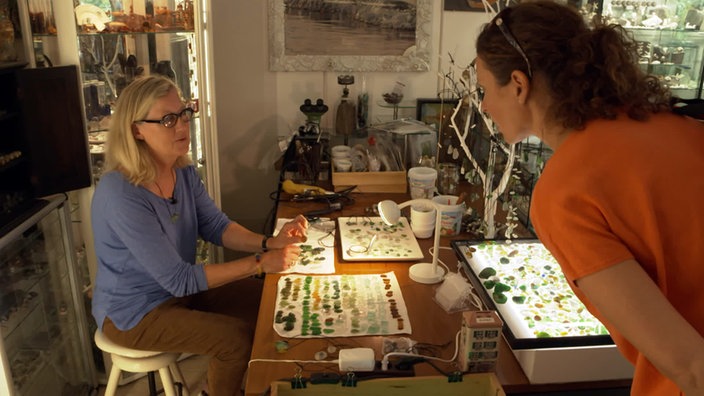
top-left (270, 215), bottom-right (308, 248)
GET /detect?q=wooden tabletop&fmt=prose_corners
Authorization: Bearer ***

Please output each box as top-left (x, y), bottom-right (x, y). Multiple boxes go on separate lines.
top-left (245, 189), bottom-right (631, 395)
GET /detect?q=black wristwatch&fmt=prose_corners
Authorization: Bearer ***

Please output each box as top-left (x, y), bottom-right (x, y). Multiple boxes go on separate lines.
top-left (262, 235), bottom-right (272, 252)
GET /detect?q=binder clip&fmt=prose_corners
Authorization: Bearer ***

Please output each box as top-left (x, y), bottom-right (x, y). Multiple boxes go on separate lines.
top-left (341, 371), bottom-right (357, 387)
top-left (290, 368), bottom-right (307, 389)
top-left (448, 371), bottom-right (463, 383)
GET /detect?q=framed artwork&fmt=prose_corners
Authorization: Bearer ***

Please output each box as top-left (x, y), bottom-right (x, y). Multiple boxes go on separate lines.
top-left (444, 0), bottom-right (518, 12)
top-left (268, 0), bottom-right (432, 72)
top-left (416, 98), bottom-right (459, 131)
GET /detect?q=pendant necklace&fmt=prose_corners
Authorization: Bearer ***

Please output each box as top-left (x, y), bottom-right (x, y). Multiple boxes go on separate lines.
top-left (154, 170), bottom-right (179, 223)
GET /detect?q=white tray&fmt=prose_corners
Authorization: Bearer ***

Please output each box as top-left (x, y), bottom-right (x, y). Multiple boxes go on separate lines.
top-left (338, 216), bottom-right (424, 261)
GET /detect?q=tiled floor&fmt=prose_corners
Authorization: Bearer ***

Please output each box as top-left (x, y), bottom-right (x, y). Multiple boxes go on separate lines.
top-left (96, 354), bottom-right (209, 396)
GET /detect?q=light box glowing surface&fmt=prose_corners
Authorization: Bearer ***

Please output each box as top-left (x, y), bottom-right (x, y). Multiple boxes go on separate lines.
top-left (453, 240), bottom-right (611, 349)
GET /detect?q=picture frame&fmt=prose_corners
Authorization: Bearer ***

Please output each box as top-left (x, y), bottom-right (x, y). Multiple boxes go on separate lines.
top-left (444, 0), bottom-right (518, 12)
top-left (268, 0), bottom-right (432, 72)
top-left (416, 98), bottom-right (460, 131)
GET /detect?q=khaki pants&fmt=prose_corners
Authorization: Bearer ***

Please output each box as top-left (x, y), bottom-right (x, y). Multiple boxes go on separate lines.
top-left (102, 277), bottom-right (263, 396)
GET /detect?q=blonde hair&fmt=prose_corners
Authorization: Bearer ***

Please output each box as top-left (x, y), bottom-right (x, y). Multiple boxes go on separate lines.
top-left (104, 75), bottom-right (191, 185)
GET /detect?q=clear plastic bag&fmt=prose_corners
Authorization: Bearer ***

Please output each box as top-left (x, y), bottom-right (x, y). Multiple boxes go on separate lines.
top-left (434, 272), bottom-right (473, 313)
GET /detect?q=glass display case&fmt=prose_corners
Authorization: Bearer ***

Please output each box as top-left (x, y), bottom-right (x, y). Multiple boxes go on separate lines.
top-left (0, 195), bottom-right (96, 395)
top-left (600, 0), bottom-right (704, 99)
top-left (12, 1), bottom-right (217, 385)
top-left (15, 0), bottom-right (210, 189)
top-left (452, 239), bottom-right (634, 384)
top-left (70, 1), bottom-right (203, 184)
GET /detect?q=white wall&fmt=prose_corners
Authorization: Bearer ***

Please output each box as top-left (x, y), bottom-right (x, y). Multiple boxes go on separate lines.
top-left (211, 2), bottom-right (491, 258)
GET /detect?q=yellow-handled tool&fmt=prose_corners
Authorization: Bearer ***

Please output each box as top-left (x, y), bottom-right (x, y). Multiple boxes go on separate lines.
top-left (281, 179), bottom-right (328, 195)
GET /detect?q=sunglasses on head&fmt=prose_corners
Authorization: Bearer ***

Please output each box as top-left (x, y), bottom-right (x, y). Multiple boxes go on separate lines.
top-left (494, 14), bottom-right (533, 78)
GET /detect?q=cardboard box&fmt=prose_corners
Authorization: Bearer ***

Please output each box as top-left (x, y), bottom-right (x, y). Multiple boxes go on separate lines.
top-left (459, 311), bottom-right (503, 373)
top-left (271, 374), bottom-right (505, 395)
top-left (332, 168), bottom-right (406, 193)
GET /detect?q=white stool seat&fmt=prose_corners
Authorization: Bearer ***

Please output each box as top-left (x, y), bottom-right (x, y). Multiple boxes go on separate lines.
top-left (95, 329), bottom-right (189, 396)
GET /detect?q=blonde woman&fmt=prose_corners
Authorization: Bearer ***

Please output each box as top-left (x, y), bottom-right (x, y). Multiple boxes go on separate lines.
top-left (91, 75), bottom-right (307, 395)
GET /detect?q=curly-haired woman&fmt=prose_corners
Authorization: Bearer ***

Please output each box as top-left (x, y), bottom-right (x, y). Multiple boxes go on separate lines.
top-left (475, 2), bottom-right (704, 394)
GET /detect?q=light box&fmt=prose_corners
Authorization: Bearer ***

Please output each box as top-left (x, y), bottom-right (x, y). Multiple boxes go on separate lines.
top-left (452, 239), bottom-right (633, 383)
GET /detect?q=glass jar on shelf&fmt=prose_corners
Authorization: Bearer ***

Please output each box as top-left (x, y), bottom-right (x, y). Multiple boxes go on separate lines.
top-left (0, 10), bottom-right (17, 62)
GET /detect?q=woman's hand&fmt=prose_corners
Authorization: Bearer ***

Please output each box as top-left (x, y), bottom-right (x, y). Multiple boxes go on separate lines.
top-left (261, 244), bottom-right (302, 273)
top-left (270, 215), bottom-right (309, 249)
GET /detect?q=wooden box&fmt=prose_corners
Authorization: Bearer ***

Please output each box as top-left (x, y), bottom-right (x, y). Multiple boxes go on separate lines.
top-left (271, 374), bottom-right (505, 396)
top-left (332, 169), bottom-right (407, 193)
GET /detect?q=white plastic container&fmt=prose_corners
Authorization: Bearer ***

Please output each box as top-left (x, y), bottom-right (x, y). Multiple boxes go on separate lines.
top-left (432, 195), bottom-right (465, 236)
top-left (407, 167), bottom-right (437, 199)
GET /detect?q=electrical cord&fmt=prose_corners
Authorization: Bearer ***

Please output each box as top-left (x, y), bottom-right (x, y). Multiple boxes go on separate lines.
top-left (424, 358), bottom-right (453, 377)
top-left (248, 358), bottom-right (339, 369)
top-left (428, 245), bottom-right (453, 276)
top-left (456, 256), bottom-right (486, 310)
top-left (380, 330), bottom-right (461, 371)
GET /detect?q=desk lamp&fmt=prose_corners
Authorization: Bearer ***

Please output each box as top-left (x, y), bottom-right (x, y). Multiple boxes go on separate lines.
top-left (378, 199), bottom-right (446, 284)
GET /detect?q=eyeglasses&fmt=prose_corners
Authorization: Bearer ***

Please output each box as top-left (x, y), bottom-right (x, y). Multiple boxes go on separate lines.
top-left (137, 107), bottom-right (195, 128)
top-left (495, 16), bottom-right (533, 78)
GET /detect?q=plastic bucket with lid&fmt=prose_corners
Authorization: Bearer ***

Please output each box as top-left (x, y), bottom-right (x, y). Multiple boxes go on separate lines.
top-left (407, 167), bottom-right (437, 199)
top-left (432, 195), bottom-right (465, 236)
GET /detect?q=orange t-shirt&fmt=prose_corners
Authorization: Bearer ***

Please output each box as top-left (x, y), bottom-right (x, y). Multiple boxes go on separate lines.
top-left (530, 112), bottom-right (704, 395)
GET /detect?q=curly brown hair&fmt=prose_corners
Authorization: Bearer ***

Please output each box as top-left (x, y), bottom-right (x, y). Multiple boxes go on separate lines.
top-left (476, 0), bottom-right (671, 131)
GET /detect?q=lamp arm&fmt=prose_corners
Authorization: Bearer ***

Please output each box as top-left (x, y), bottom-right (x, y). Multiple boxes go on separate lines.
top-left (432, 209), bottom-right (442, 269)
top-left (397, 198), bottom-right (437, 211)
top-left (397, 198), bottom-right (443, 273)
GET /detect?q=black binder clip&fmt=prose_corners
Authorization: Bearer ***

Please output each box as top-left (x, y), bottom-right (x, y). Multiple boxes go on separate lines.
top-left (341, 371), bottom-right (357, 387)
top-left (448, 371), bottom-right (463, 383)
top-left (290, 369), bottom-right (307, 389)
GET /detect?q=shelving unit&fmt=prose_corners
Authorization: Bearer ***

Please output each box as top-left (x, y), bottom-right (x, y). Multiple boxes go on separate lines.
top-left (0, 195), bottom-right (96, 395)
top-left (16, 0), bottom-right (218, 386)
top-left (78, 28), bottom-right (203, 186)
top-left (600, 0), bottom-right (704, 99)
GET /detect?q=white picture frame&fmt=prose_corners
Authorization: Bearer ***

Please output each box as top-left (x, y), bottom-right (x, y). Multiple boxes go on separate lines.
top-left (268, 0), bottom-right (432, 72)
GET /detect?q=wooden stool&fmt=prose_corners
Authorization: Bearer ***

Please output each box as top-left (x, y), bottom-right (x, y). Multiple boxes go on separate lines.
top-left (94, 329), bottom-right (190, 396)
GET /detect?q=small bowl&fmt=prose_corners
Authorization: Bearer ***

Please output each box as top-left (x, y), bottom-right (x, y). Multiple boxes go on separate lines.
top-left (334, 159), bottom-right (352, 172)
top-left (331, 145), bottom-right (351, 159)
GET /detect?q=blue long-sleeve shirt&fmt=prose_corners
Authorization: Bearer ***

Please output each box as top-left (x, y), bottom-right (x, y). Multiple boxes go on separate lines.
top-left (91, 165), bottom-right (230, 331)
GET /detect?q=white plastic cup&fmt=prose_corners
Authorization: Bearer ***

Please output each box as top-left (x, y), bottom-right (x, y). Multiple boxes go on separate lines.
top-left (410, 203), bottom-right (436, 239)
top-left (407, 167), bottom-right (437, 199)
top-left (432, 195), bottom-right (466, 236)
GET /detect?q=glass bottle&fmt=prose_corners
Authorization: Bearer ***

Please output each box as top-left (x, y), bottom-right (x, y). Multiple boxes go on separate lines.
top-left (335, 75), bottom-right (356, 144)
top-left (357, 74), bottom-right (369, 129)
top-left (0, 11), bottom-right (17, 62)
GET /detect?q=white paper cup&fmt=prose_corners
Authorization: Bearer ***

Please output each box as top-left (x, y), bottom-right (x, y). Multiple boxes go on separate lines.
top-left (408, 167), bottom-right (437, 199)
top-left (432, 195), bottom-right (465, 236)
